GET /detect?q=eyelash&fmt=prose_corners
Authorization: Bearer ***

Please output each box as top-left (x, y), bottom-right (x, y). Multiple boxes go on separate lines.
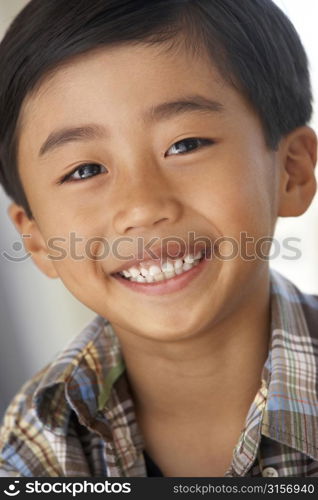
top-left (58, 137), bottom-right (214, 184)
top-left (58, 163), bottom-right (107, 184)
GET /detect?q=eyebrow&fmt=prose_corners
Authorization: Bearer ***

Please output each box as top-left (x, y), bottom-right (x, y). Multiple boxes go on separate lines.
top-left (38, 95), bottom-right (224, 157)
top-left (39, 124), bottom-right (106, 157)
top-left (146, 95), bottom-right (224, 122)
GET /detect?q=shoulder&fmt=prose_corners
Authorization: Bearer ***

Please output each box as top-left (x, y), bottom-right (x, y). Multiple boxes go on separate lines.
top-left (295, 288), bottom-right (318, 342)
top-left (0, 314), bottom-right (110, 477)
top-left (270, 268), bottom-right (318, 342)
top-left (0, 364), bottom-right (63, 476)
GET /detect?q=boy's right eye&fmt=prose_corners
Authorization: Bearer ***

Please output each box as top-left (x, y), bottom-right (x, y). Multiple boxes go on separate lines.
top-left (58, 163), bottom-right (107, 184)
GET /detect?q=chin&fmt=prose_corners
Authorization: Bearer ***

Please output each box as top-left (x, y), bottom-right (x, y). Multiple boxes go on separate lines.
top-left (134, 317), bottom-right (205, 343)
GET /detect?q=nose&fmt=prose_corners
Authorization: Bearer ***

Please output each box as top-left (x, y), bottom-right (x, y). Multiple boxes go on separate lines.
top-left (112, 171), bottom-right (183, 235)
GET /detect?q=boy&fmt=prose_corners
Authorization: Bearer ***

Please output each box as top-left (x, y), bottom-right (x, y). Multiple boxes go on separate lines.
top-left (0, 0), bottom-right (317, 477)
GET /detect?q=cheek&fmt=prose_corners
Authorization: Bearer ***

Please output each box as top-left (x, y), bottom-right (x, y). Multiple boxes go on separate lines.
top-left (189, 157), bottom-right (276, 237)
top-left (45, 231), bottom-right (110, 266)
top-left (51, 246), bottom-right (109, 301)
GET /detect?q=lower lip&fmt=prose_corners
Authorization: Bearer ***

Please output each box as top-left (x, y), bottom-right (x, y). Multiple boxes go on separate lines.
top-left (112, 257), bottom-right (209, 295)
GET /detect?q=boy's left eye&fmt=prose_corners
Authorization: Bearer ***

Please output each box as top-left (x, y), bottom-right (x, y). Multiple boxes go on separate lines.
top-left (165, 137), bottom-right (214, 157)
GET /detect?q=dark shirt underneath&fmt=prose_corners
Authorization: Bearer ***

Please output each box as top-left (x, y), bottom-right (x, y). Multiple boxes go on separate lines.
top-left (143, 450), bottom-right (163, 477)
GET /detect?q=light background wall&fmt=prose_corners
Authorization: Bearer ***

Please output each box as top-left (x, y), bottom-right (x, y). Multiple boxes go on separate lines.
top-left (0, 0), bottom-right (317, 419)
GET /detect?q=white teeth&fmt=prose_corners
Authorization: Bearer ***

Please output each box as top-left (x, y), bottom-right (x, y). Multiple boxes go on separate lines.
top-left (136, 275), bottom-right (146, 283)
top-left (175, 267), bottom-right (183, 275)
top-left (129, 266), bottom-right (140, 278)
top-left (154, 272), bottom-right (165, 282)
top-left (149, 265), bottom-right (162, 277)
top-left (184, 254), bottom-right (195, 264)
top-left (194, 250), bottom-right (203, 260)
top-left (183, 262), bottom-right (193, 271)
top-left (163, 270), bottom-right (175, 279)
top-left (174, 259), bottom-right (183, 270)
top-left (140, 267), bottom-right (149, 277)
top-left (161, 261), bottom-right (174, 273)
top-left (120, 250), bottom-right (205, 282)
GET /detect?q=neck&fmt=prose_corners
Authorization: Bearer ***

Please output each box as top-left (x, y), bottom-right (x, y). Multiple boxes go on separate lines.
top-left (113, 268), bottom-right (271, 426)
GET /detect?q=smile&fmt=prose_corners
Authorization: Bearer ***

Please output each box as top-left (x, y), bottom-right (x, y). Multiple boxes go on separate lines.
top-left (112, 249), bottom-right (209, 296)
top-left (118, 250), bottom-right (204, 283)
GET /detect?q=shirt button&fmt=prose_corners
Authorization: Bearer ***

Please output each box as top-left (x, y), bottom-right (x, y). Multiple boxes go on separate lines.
top-left (262, 467), bottom-right (279, 477)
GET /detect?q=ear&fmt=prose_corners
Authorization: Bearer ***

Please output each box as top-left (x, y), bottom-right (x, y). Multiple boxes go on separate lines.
top-left (8, 203), bottom-right (59, 279)
top-left (278, 126), bottom-right (317, 217)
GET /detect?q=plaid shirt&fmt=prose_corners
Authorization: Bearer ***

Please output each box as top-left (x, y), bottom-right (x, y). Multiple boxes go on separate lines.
top-left (0, 269), bottom-right (318, 477)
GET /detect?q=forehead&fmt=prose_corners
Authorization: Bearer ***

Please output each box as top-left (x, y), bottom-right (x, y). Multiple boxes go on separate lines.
top-left (20, 42), bottom-right (238, 123)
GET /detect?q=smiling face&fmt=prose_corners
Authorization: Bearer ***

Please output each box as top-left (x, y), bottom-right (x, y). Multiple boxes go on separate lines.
top-left (9, 42), bottom-right (301, 341)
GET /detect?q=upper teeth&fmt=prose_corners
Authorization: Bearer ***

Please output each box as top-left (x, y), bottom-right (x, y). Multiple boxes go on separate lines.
top-left (119, 250), bottom-right (204, 282)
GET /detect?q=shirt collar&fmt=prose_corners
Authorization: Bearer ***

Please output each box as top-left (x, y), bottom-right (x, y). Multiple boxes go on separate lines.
top-left (32, 315), bottom-right (145, 473)
top-left (262, 269), bottom-right (318, 460)
top-left (33, 315), bottom-right (125, 437)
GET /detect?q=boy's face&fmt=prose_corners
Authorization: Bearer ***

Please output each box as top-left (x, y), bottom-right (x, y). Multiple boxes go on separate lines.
top-left (15, 42), bottom-right (283, 341)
